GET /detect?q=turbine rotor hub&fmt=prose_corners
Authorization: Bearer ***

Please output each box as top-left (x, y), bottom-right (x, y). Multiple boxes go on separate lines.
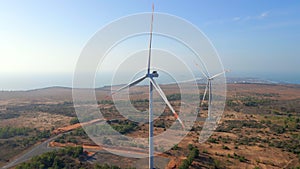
top-left (152, 71), bottom-right (159, 77)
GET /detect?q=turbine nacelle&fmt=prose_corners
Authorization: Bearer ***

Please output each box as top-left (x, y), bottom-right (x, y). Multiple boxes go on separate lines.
top-left (148, 70), bottom-right (159, 78)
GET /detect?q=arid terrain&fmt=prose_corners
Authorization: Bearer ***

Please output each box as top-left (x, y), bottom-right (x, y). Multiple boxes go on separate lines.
top-left (0, 83), bottom-right (300, 169)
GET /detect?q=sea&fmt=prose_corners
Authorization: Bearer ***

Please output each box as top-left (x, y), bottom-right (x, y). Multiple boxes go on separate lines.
top-left (0, 72), bottom-right (299, 91)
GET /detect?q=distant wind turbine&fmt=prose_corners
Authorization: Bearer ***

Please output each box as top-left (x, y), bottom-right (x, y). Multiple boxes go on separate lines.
top-left (195, 62), bottom-right (229, 119)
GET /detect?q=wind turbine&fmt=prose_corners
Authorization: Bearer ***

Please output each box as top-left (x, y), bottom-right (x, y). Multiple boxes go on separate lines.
top-left (195, 62), bottom-right (229, 120)
top-left (110, 4), bottom-right (185, 169)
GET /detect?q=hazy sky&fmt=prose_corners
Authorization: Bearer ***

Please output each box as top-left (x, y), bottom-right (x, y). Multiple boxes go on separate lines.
top-left (0, 1), bottom-right (300, 89)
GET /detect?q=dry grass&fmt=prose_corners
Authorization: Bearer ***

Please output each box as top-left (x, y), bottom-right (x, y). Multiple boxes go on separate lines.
top-left (0, 112), bottom-right (72, 130)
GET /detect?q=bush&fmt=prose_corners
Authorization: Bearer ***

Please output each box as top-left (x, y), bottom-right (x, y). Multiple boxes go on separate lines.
top-left (178, 160), bottom-right (189, 169)
top-left (270, 124), bottom-right (286, 134)
top-left (172, 144), bottom-right (179, 150)
top-left (188, 144), bottom-right (193, 151)
top-left (208, 137), bottom-right (219, 143)
top-left (110, 120), bottom-right (138, 134)
top-left (230, 152), bottom-right (248, 163)
top-left (178, 145), bottom-right (199, 169)
top-left (202, 149), bottom-right (208, 154)
top-left (70, 117), bottom-right (79, 125)
top-left (166, 94), bottom-right (181, 101)
top-left (222, 145), bottom-right (230, 150)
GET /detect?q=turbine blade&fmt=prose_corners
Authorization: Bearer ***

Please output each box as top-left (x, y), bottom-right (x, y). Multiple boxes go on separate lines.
top-left (210, 70), bottom-right (229, 79)
top-left (201, 81), bottom-right (209, 107)
top-left (147, 3), bottom-right (154, 74)
top-left (149, 78), bottom-right (185, 129)
top-left (194, 61), bottom-right (209, 79)
top-left (111, 75), bottom-right (147, 95)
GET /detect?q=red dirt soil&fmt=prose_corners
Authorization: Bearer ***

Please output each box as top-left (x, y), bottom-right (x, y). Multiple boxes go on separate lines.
top-left (52, 119), bottom-right (102, 135)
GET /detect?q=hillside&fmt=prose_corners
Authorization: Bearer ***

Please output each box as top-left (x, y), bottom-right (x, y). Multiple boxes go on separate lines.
top-left (0, 83), bottom-right (300, 168)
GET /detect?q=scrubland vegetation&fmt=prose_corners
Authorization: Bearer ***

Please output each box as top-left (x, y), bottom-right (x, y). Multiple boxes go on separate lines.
top-left (0, 84), bottom-right (300, 168)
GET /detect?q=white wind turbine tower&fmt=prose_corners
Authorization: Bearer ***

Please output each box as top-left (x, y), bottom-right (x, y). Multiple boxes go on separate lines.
top-left (110, 4), bottom-right (185, 169)
top-left (195, 62), bottom-right (229, 120)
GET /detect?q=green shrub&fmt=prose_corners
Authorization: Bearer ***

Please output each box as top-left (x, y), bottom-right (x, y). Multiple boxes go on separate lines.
top-left (172, 144), bottom-right (179, 150)
top-left (178, 145), bottom-right (199, 169)
top-left (70, 117), bottom-right (79, 125)
top-left (222, 145), bottom-right (230, 150)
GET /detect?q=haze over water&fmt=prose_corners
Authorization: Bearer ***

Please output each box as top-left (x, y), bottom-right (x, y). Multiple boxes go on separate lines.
top-left (1, 72), bottom-right (299, 91)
